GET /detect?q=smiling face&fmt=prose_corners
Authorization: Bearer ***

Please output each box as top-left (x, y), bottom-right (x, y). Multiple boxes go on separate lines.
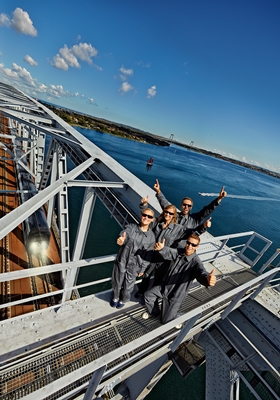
top-left (185, 235), bottom-right (200, 256)
top-left (141, 209), bottom-right (154, 227)
top-left (163, 206), bottom-right (175, 223)
top-left (181, 197), bottom-right (193, 215)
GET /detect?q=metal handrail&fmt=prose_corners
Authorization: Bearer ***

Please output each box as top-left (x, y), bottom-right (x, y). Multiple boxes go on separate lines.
top-left (17, 265), bottom-right (280, 400)
top-left (199, 231), bottom-right (272, 266)
top-left (0, 231), bottom-right (275, 310)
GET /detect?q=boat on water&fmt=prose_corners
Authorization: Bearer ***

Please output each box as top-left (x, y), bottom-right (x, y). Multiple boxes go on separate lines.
top-left (0, 82), bottom-right (279, 400)
top-left (146, 157), bottom-right (154, 171)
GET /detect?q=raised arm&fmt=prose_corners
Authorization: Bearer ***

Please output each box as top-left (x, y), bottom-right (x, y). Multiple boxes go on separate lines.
top-left (153, 179), bottom-right (172, 210)
top-left (153, 179), bottom-right (161, 194)
top-left (190, 188), bottom-right (226, 226)
top-left (139, 194), bottom-right (149, 211)
top-left (217, 186), bottom-right (227, 203)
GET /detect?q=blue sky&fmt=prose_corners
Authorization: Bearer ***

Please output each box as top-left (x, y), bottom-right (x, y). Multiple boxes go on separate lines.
top-left (0, 0), bottom-right (279, 172)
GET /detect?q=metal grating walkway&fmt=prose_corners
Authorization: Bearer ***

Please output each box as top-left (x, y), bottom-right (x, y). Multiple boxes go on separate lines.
top-left (0, 269), bottom-right (258, 400)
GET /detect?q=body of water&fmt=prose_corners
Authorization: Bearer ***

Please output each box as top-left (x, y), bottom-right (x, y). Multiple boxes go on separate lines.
top-left (71, 127), bottom-right (280, 399)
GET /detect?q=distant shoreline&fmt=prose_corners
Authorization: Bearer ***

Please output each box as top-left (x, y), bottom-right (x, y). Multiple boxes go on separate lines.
top-left (39, 99), bottom-right (280, 180)
top-left (169, 141), bottom-right (280, 180)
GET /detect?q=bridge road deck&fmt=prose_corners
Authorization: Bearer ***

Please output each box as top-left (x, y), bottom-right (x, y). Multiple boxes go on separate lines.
top-left (0, 115), bottom-right (61, 318)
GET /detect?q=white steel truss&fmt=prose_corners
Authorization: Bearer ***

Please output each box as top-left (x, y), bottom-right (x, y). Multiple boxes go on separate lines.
top-left (0, 83), bottom-right (279, 400)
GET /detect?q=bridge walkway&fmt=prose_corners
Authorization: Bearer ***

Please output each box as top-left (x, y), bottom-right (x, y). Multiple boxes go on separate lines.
top-left (0, 268), bottom-right (260, 400)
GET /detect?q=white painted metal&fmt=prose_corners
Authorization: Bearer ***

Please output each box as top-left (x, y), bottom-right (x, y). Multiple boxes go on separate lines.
top-left (34, 131), bottom-right (46, 188)
top-left (72, 187), bottom-right (97, 261)
top-left (258, 248), bottom-right (280, 273)
top-left (1, 83), bottom-right (279, 400)
top-left (64, 187), bottom-right (97, 301)
top-left (47, 141), bottom-right (58, 227)
top-left (0, 156), bottom-right (95, 240)
top-left (56, 145), bottom-right (70, 263)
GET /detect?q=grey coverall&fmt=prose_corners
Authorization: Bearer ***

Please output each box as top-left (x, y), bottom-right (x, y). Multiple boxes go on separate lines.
top-left (112, 223), bottom-right (155, 303)
top-left (156, 191), bottom-right (221, 228)
top-left (144, 246), bottom-right (209, 324)
top-left (137, 208), bottom-right (206, 294)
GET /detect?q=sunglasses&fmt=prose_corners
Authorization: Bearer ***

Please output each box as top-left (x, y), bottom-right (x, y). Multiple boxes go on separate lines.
top-left (182, 203), bottom-right (192, 208)
top-left (142, 213), bottom-right (154, 219)
top-left (186, 240), bottom-right (198, 247)
top-left (164, 210), bottom-right (174, 216)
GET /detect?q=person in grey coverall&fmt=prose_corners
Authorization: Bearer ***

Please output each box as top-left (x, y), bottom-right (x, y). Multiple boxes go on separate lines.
top-left (111, 208), bottom-right (156, 309)
top-left (142, 233), bottom-right (216, 325)
top-left (153, 179), bottom-right (227, 228)
top-left (136, 200), bottom-right (211, 297)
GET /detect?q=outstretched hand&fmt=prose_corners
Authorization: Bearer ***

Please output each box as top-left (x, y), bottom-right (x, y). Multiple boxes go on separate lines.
top-left (117, 231), bottom-right (126, 246)
top-left (154, 238), bottom-right (165, 251)
top-left (141, 195), bottom-right (149, 205)
top-left (204, 217), bottom-right (212, 229)
top-left (153, 179), bottom-right (161, 194)
top-left (218, 186), bottom-right (227, 201)
top-left (207, 269), bottom-right (216, 286)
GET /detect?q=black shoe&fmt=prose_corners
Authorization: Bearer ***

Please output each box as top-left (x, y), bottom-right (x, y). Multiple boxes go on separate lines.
top-left (116, 301), bottom-right (125, 309)
top-left (134, 291), bottom-right (143, 299)
top-left (110, 299), bottom-right (118, 307)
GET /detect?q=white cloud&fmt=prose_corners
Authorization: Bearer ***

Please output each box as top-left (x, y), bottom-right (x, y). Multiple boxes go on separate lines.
top-left (59, 45), bottom-right (80, 68)
top-left (0, 63), bottom-right (18, 79)
top-left (52, 42), bottom-right (98, 70)
top-left (12, 63), bottom-right (36, 86)
top-left (0, 13), bottom-right (10, 27)
top-left (253, 160), bottom-right (261, 166)
top-left (52, 54), bottom-right (69, 71)
top-left (0, 60), bottom-right (95, 105)
top-left (72, 43), bottom-right (97, 63)
top-left (24, 55), bottom-right (38, 66)
top-left (228, 153), bottom-right (239, 160)
top-left (119, 81), bottom-right (133, 93)
top-left (94, 64), bottom-right (103, 71)
top-left (49, 84), bottom-right (67, 98)
top-left (37, 83), bottom-right (48, 93)
top-left (119, 66), bottom-right (133, 76)
top-left (147, 85), bottom-right (156, 98)
top-left (241, 156), bottom-right (247, 162)
top-left (136, 61), bottom-right (151, 68)
top-left (0, 62), bottom-right (36, 86)
top-left (264, 163), bottom-right (274, 171)
top-left (11, 8), bottom-right (37, 36)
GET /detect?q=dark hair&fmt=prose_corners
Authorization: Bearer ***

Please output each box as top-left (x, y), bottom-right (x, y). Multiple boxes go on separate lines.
top-left (158, 205), bottom-right (177, 224)
top-left (181, 197), bottom-right (193, 206)
top-left (186, 233), bottom-right (200, 244)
